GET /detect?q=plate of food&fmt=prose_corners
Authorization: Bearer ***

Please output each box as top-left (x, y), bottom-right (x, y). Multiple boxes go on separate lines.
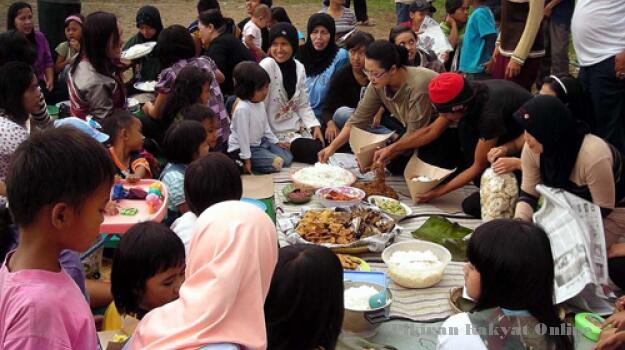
top-left (121, 42), bottom-right (157, 60)
top-left (291, 163), bottom-right (356, 190)
top-left (367, 195), bottom-right (412, 220)
top-left (353, 166), bottom-right (398, 199)
top-left (337, 254), bottom-right (371, 271)
top-left (316, 186), bottom-right (365, 208)
top-left (133, 81), bottom-right (157, 93)
top-left (281, 206), bottom-right (398, 252)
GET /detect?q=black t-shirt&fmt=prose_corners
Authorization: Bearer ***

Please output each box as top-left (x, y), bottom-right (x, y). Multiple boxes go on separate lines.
top-left (320, 63), bottom-right (366, 124)
top-left (458, 79), bottom-right (532, 164)
top-left (238, 17), bottom-right (270, 52)
top-left (205, 32), bottom-right (254, 96)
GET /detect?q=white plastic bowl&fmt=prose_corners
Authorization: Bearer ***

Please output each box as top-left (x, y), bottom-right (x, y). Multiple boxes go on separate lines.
top-left (382, 241), bottom-right (451, 289)
top-left (367, 195), bottom-right (412, 221)
top-left (316, 186), bottom-right (365, 208)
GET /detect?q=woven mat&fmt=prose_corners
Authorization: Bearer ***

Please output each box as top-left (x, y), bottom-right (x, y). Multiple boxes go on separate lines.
top-left (274, 163), bottom-right (481, 322)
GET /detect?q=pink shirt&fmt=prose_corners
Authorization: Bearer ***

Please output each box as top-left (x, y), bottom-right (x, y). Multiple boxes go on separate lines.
top-left (0, 254), bottom-right (97, 349)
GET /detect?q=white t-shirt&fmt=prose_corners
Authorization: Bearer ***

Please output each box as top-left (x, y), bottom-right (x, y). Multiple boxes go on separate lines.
top-left (242, 21), bottom-right (263, 50)
top-left (227, 99), bottom-right (279, 159)
top-left (170, 211), bottom-right (197, 255)
top-left (571, 0), bottom-right (625, 66)
top-left (437, 313), bottom-right (488, 350)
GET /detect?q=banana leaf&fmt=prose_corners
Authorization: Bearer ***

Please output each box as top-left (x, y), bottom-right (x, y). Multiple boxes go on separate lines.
top-left (411, 216), bottom-right (472, 261)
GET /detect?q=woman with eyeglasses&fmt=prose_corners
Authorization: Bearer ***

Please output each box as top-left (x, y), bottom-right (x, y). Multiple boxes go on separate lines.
top-left (318, 39), bottom-right (437, 175)
top-left (373, 72), bottom-right (531, 216)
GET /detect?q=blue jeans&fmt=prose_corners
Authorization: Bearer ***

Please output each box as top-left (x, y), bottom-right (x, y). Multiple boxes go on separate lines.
top-left (395, 3), bottom-right (410, 24)
top-left (250, 139), bottom-right (293, 174)
top-left (579, 56), bottom-right (625, 153)
top-left (333, 106), bottom-right (393, 134)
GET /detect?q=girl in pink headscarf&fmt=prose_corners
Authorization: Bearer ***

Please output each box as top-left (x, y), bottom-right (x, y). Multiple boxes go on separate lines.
top-left (129, 200), bottom-right (278, 350)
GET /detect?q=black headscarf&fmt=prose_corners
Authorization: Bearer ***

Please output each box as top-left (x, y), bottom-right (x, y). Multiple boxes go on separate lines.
top-left (296, 13), bottom-right (338, 77)
top-left (514, 95), bottom-right (590, 188)
top-left (269, 23), bottom-right (299, 100)
top-left (135, 6), bottom-right (163, 44)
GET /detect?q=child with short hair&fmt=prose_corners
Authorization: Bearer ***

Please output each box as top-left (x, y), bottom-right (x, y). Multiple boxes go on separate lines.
top-left (459, 0), bottom-right (498, 80)
top-left (111, 222), bottom-right (185, 320)
top-left (228, 61), bottom-right (292, 174)
top-left (160, 120), bottom-right (210, 223)
top-left (54, 14), bottom-right (84, 77)
top-left (171, 153), bottom-right (242, 253)
top-left (242, 4), bottom-right (271, 61)
top-left (179, 103), bottom-right (220, 151)
top-left (101, 110), bottom-right (152, 181)
top-left (0, 126), bottom-right (115, 348)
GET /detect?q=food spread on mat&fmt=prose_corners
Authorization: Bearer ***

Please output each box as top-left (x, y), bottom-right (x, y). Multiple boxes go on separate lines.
top-left (337, 254), bottom-right (361, 270)
top-left (344, 285), bottom-right (380, 310)
top-left (294, 207), bottom-right (395, 244)
top-left (387, 250), bottom-right (445, 288)
top-left (292, 163), bottom-right (355, 188)
top-left (323, 189), bottom-right (359, 201)
top-left (374, 198), bottom-right (406, 216)
top-left (411, 176), bottom-right (434, 182)
top-left (353, 166), bottom-right (398, 199)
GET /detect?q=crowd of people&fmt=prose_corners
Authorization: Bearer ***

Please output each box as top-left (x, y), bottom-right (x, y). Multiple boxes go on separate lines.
top-left (0, 0), bottom-right (625, 348)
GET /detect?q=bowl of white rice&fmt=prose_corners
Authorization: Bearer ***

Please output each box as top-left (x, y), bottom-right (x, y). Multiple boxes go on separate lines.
top-left (382, 241), bottom-right (451, 289)
top-left (342, 282), bottom-right (393, 338)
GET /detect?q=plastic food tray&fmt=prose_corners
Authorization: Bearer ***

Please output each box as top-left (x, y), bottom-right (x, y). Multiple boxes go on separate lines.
top-left (100, 179), bottom-right (168, 234)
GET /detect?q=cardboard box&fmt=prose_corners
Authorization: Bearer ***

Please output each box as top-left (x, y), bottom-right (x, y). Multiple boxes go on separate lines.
top-left (349, 127), bottom-right (394, 170)
top-left (403, 156), bottom-right (456, 204)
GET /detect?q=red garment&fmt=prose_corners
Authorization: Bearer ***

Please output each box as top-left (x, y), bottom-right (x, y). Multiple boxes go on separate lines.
top-left (491, 55), bottom-right (542, 91)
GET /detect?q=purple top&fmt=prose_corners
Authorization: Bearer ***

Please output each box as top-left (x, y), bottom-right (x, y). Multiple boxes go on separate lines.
top-left (155, 56), bottom-right (230, 142)
top-left (33, 31), bottom-right (53, 82)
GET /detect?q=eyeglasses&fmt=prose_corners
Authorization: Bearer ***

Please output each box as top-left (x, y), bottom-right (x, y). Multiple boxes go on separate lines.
top-left (363, 69), bottom-right (388, 80)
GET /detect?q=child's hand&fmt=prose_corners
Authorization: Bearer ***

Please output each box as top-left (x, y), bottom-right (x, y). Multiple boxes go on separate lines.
top-left (277, 142), bottom-right (290, 150)
top-left (126, 174), bottom-right (140, 184)
top-left (604, 312), bottom-right (625, 331)
top-left (69, 39), bottom-right (80, 51)
top-left (243, 159), bottom-right (252, 174)
top-left (594, 330), bottom-right (625, 350)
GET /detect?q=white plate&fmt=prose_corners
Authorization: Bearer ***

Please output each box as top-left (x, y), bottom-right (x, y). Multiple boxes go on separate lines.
top-left (133, 81), bottom-right (157, 93)
top-left (367, 195), bottom-right (412, 220)
top-left (121, 42), bottom-right (157, 60)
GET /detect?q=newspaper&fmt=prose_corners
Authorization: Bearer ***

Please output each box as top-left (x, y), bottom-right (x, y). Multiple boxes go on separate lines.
top-left (533, 185), bottom-right (614, 314)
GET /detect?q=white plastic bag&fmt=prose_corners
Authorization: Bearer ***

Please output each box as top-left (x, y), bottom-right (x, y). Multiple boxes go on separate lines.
top-left (480, 168), bottom-right (518, 222)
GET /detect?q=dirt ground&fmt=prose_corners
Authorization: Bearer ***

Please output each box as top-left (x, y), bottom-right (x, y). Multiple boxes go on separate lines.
top-left (0, 0), bottom-right (399, 43)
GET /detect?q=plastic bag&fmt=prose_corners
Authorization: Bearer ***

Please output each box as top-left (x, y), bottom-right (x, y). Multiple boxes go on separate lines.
top-left (480, 168), bottom-right (518, 222)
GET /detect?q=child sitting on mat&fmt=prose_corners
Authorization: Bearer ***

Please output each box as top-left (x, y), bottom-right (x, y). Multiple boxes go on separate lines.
top-left (108, 221), bottom-right (185, 329)
top-left (101, 110), bottom-right (152, 181)
top-left (171, 153), bottom-right (242, 253)
top-left (160, 120), bottom-right (210, 224)
top-left (0, 126), bottom-right (115, 348)
top-left (228, 62), bottom-right (292, 174)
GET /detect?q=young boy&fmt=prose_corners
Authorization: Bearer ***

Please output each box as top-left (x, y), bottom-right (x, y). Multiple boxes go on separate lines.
top-left (101, 110), bottom-right (152, 181)
top-left (171, 153), bottom-right (242, 253)
top-left (458, 0), bottom-right (497, 80)
top-left (0, 126), bottom-right (115, 348)
top-left (242, 4), bottom-right (271, 62)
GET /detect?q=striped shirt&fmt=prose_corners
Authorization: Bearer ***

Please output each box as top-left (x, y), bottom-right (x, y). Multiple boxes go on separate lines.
top-left (319, 7), bottom-right (357, 40)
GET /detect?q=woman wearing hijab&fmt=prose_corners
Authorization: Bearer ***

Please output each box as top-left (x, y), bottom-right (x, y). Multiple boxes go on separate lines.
top-left (260, 23), bottom-right (324, 164)
top-left (512, 96), bottom-right (625, 290)
top-left (128, 200), bottom-right (278, 350)
top-left (123, 5), bottom-right (163, 83)
top-left (296, 13), bottom-right (349, 122)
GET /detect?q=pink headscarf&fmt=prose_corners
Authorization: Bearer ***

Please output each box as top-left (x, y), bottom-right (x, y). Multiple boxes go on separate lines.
top-left (129, 201), bottom-right (278, 350)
